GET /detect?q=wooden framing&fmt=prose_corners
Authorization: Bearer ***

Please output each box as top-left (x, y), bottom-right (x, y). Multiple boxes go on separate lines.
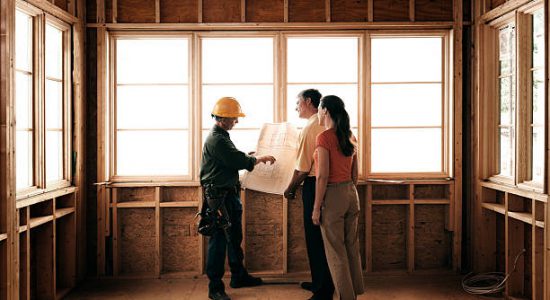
top-left (474, 0), bottom-right (550, 298)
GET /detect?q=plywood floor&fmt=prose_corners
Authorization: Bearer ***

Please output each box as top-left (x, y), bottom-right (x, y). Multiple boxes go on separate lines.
top-left (66, 274), bottom-right (499, 300)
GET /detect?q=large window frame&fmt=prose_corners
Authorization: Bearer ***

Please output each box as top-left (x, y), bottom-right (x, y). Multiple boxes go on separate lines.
top-left (485, 1), bottom-right (546, 193)
top-left (367, 31), bottom-right (452, 178)
top-left (106, 30), bottom-right (453, 183)
top-left (15, 3), bottom-right (72, 198)
top-left (109, 32), bottom-right (194, 181)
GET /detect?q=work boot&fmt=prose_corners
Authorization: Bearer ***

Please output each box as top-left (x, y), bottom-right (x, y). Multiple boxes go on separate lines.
top-left (230, 274), bottom-right (263, 288)
top-left (208, 290), bottom-right (231, 300)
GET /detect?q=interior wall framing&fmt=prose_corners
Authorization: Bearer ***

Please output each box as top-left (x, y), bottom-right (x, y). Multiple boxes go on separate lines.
top-left (0, 0), bottom-right (86, 298)
top-left (88, 0), bottom-right (467, 280)
top-left (473, 0), bottom-right (550, 299)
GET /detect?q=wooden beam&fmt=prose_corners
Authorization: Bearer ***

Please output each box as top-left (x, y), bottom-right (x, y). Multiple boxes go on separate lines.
top-left (0, 0), bottom-right (19, 297)
top-left (478, 0), bottom-right (533, 23)
top-left (198, 0), bottom-right (202, 23)
top-left (452, 0), bottom-right (463, 272)
top-left (23, 0), bottom-right (79, 23)
top-left (408, 184), bottom-right (414, 273)
top-left (367, 0), bottom-right (373, 22)
top-left (284, 0), bottom-right (288, 22)
top-left (85, 21), bottom-right (455, 30)
top-left (96, 0), bottom-right (105, 23)
top-left (155, 0), bottom-right (160, 23)
top-left (112, 0), bottom-right (117, 23)
top-left (241, 0), bottom-right (246, 22)
top-left (325, 0), bottom-right (330, 22)
top-left (409, 0), bottom-right (414, 21)
top-left (365, 185), bottom-right (372, 272)
top-left (112, 188), bottom-right (119, 276)
top-left (155, 187), bottom-right (161, 277)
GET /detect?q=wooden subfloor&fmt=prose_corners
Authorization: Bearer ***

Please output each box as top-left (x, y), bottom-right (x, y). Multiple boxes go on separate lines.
top-left (66, 274), bottom-right (496, 300)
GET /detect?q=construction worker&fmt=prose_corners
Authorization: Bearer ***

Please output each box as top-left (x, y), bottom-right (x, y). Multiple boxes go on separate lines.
top-left (200, 96), bottom-right (276, 300)
top-left (284, 89), bottom-right (334, 300)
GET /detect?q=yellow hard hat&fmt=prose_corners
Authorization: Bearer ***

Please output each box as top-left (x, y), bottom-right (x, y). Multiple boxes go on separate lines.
top-left (211, 97), bottom-right (246, 118)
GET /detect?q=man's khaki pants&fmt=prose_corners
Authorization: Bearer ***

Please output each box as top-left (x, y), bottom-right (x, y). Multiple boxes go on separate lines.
top-left (320, 181), bottom-right (365, 300)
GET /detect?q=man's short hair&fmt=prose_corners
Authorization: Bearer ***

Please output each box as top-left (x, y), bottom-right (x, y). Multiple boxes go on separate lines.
top-left (298, 89), bottom-right (322, 108)
top-left (212, 114), bottom-right (224, 122)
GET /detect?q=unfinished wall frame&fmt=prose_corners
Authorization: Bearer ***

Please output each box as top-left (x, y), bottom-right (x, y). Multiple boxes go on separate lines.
top-left (474, 0), bottom-right (550, 299)
top-left (0, 0), bottom-right (85, 297)
top-left (97, 180), bottom-right (459, 278)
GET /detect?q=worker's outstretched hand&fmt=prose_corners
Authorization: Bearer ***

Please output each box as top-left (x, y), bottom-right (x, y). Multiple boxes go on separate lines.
top-left (256, 155), bottom-right (276, 165)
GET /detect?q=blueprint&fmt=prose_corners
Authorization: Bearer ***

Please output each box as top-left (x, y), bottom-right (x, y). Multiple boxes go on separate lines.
top-left (241, 123), bottom-right (299, 194)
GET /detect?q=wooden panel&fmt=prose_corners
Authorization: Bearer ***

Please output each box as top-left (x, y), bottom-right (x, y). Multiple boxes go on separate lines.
top-left (507, 218), bottom-right (525, 296)
top-left (414, 0), bottom-right (452, 21)
top-left (414, 184), bottom-right (449, 199)
top-left (534, 227), bottom-right (544, 300)
top-left (287, 188), bottom-right (308, 272)
top-left (160, 0), bottom-right (198, 23)
top-left (19, 233), bottom-right (29, 300)
top-left (373, 0), bottom-right (409, 21)
top-left (524, 226), bottom-right (533, 298)
top-left (87, 0), bottom-right (97, 22)
top-left (372, 184), bottom-right (409, 200)
top-left (53, 0), bottom-right (68, 12)
top-left (495, 214), bottom-right (506, 272)
top-left (161, 208), bottom-right (200, 273)
top-left (331, 0), bottom-right (368, 22)
top-left (246, 0), bottom-right (284, 22)
top-left (161, 187), bottom-right (199, 202)
top-left (202, 0), bottom-right (241, 23)
top-left (372, 205), bottom-right (407, 271)
top-left (490, 0), bottom-right (506, 9)
top-left (118, 187), bottom-right (156, 203)
top-left (414, 205), bottom-right (452, 269)
top-left (119, 209), bottom-right (156, 275)
top-left (56, 214), bottom-right (76, 291)
top-left (245, 190), bottom-right (283, 272)
top-left (105, 0), bottom-right (113, 22)
top-left (30, 223), bottom-right (55, 299)
top-left (357, 185), bottom-right (366, 269)
top-left (288, 0), bottom-right (325, 22)
top-left (117, 0), bottom-right (156, 23)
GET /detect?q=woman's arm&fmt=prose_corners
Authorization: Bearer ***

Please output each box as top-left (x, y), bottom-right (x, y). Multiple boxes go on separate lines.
top-left (313, 147), bottom-right (329, 225)
top-left (351, 152), bottom-right (358, 186)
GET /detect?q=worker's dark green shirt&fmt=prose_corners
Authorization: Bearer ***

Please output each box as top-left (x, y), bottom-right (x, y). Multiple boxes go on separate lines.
top-left (200, 125), bottom-right (257, 188)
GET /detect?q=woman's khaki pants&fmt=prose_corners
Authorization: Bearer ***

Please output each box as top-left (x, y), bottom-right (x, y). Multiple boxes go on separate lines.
top-left (320, 181), bottom-right (364, 300)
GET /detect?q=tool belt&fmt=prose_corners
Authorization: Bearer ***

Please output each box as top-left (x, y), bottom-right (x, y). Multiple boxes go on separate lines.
top-left (196, 184), bottom-right (239, 237)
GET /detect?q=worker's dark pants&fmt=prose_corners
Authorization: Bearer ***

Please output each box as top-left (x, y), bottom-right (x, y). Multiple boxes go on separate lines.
top-left (303, 177), bottom-right (335, 298)
top-left (206, 191), bottom-right (248, 293)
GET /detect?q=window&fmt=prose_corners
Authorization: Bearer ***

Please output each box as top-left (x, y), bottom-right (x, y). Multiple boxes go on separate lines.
top-left (529, 8), bottom-right (544, 185)
top-left (15, 5), bottom-right (72, 196)
top-left (108, 32), bottom-right (452, 181)
top-left (483, 4), bottom-right (546, 191)
top-left (201, 36), bottom-right (274, 153)
top-left (285, 36), bottom-right (359, 135)
top-left (497, 23), bottom-right (516, 179)
top-left (114, 37), bottom-right (190, 176)
top-left (45, 22), bottom-right (65, 184)
top-left (15, 9), bottom-right (34, 190)
top-left (369, 35), bottom-right (448, 175)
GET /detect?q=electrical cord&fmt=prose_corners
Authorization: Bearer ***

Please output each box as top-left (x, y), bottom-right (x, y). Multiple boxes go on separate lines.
top-left (462, 249), bottom-right (526, 295)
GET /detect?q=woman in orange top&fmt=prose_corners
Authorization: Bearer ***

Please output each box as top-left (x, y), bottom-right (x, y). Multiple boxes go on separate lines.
top-left (312, 95), bottom-right (364, 300)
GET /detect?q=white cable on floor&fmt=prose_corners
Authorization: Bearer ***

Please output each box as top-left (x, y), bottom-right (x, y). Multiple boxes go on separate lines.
top-left (462, 249), bottom-right (526, 295)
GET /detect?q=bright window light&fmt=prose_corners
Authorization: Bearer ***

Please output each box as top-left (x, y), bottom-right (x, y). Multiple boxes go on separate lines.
top-left (115, 37), bottom-right (190, 176)
top-left (370, 36), bottom-right (445, 174)
top-left (15, 9), bottom-right (34, 190)
top-left (201, 37), bottom-right (274, 154)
